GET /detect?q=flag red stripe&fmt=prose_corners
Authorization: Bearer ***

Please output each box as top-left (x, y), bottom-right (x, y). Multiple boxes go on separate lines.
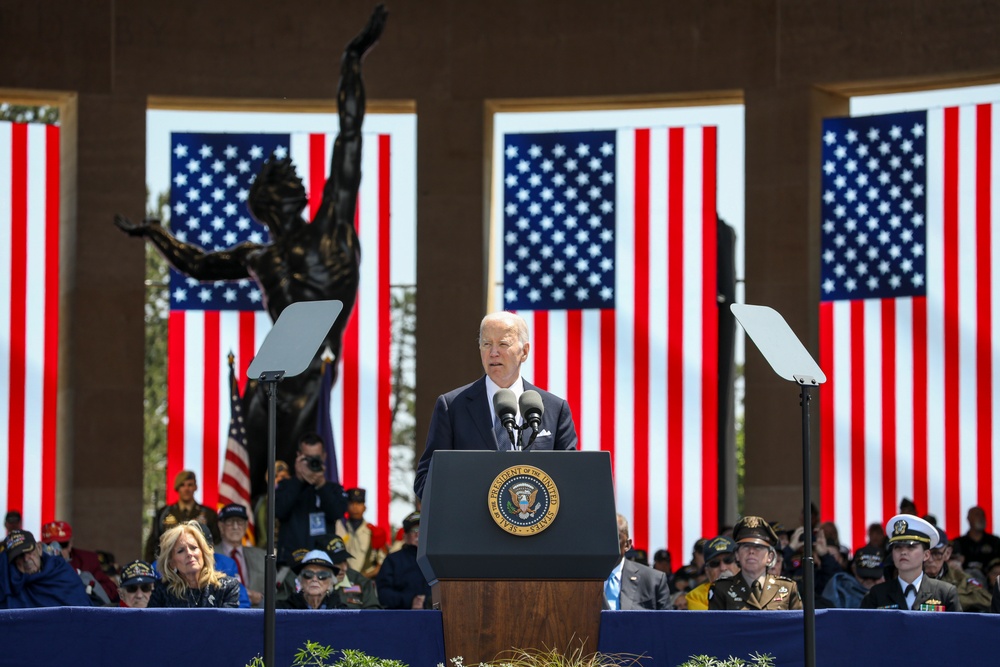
top-left (631, 129), bottom-right (651, 552)
top-left (40, 124), bottom-right (59, 522)
top-left (819, 302), bottom-right (835, 522)
top-left (238, 311), bottom-right (256, 393)
top-left (666, 127), bottom-right (684, 559)
top-left (566, 310), bottom-right (583, 444)
top-left (700, 125), bottom-right (719, 536)
top-left (912, 297), bottom-right (929, 515)
top-left (849, 299), bottom-right (865, 545)
top-left (341, 206), bottom-right (361, 490)
top-left (880, 299), bottom-right (897, 532)
top-left (202, 312), bottom-right (221, 508)
top-left (167, 312), bottom-right (187, 505)
top-left (309, 134), bottom-right (326, 222)
top-left (533, 312), bottom-right (549, 389)
top-left (975, 104), bottom-right (993, 528)
top-left (599, 309), bottom-right (615, 461)
top-left (942, 106), bottom-right (961, 533)
top-left (376, 134), bottom-right (392, 529)
top-left (6, 123), bottom-right (27, 515)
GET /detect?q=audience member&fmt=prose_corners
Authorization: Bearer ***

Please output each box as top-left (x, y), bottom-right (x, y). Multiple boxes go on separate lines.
top-left (4, 510), bottom-right (21, 535)
top-left (274, 433), bottom-right (347, 565)
top-left (686, 536), bottom-right (739, 610)
top-left (861, 514), bottom-right (961, 611)
top-left (821, 544), bottom-right (884, 608)
top-left (954, 506), bottom-right (1000, 575)
top-left (926, 526), bottom-right (991, 612)
top-left (41, 520), bottom-right (119, 604)
top-left (143, 470), bottom-right (221, 562)
top-left (336, 488), bottom-right (388, 579)
top-left (117, 560), bottom-right (156, 608)
top-left (254, 460), bottom-right (290, 551)
top-left (276, 549), bottom-right (346, 610)
top-left (148, 521), bottom-right (240, 608)
top-left (709, 516), bottom-right (801, 610)
top-left (0, 529), bottom-right (92, 608)
top-left (604, 514), bottom-right (670, 610)
top-left (326, 536), bottom-right (381, 609)
top-left (865, 522), bottom-right (888, 556)
top-left (376, 512), bottom-right (430, 609)
top-left (900, 497), bottom-right (918, 515)
top-left (625, 547), bottom-right (649, 566)
top-left (785, 522), bottom-right (843, 595)
top-left (652, 549), bottom-right (676, 592)
top-left (216, 503), bottom-right (265, 607)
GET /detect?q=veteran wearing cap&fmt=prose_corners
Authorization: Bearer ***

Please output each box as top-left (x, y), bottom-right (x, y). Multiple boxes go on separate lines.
top-left (861, 514), bottom-right (962, 611)
top-left (118, 560), bottom-right (156, 608)
top-left (41, 520), bottom-right (119, 605)
top-left (1, 529), bottom-right (93, 608)
top-left (686, 536), bottom-right (740, 610)
top-left (326, 535), bottom-right (381, 609)
top-left (923, 526), bottom-right (988, 611)
top-left (709, 516), bottom-right (802, 610)
top-left (376, 512), bottom-right (432, 609)
top-left (216, 503), bottom-right (266, 607)
top-left (820, 544), bottom-right (885, 608)
top-left (143, 470), bottom-right (221, 562)
top-left (277, 549), bottom-right (346, 610)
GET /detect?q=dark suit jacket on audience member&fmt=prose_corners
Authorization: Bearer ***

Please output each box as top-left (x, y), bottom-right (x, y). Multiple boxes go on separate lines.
top-left (375, 544), bottom-right (432, 609)
top-left (616, 559), bottom-right (671, 610)
top-left (860, 576), bottom-right (962, 611)
top-left (414, 376), bottom-right (578, 497)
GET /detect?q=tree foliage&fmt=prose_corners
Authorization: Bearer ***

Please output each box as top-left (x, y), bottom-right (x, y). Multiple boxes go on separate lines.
top-left (0, 103), bottom-right (59, 124)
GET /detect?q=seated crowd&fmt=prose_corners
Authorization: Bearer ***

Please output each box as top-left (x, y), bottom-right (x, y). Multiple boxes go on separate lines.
top-left (4, 449), bottom-right (1000, 616)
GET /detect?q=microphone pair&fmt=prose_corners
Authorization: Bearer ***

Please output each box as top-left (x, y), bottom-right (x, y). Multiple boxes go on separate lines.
top-left (492, 389), bottom-right (544, 451)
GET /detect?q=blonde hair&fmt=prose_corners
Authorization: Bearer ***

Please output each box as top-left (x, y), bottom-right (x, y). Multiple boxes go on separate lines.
top-left (157, 521), bottom-right (223, 599)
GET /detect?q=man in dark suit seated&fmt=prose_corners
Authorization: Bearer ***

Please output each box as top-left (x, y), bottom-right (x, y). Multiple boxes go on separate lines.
top-left (861, 513), bottom-right (962, 611)
top-left (604, 514), bottom-right (670, 610)
top-left (414, 311), bottom-right (578, 498)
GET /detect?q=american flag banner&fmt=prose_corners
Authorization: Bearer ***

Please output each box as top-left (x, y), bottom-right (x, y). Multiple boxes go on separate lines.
top-left (217, 354), bottom-right (254, 541)
top-left (496, 126), bottom-right (719, 559)
top-left (819, 104), bottom-right (1000, 549)
top-left (166, 119), bottom-right (415, 534)
top-left (0, 121), bottom-right (60, 539)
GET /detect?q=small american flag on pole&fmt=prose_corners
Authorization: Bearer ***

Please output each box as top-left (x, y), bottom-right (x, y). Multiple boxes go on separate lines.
top-left (218, 353), bottom-right (254, 540)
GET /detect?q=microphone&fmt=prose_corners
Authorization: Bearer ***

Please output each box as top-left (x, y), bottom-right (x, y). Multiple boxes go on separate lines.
top-left (492, 388), bottom-right (518, 449)
top-left (518, 390), bottom-right (544, 451)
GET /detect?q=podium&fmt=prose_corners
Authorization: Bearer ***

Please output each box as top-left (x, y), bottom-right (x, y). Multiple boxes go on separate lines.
top-left (417, 451), bottom-right (620, 664)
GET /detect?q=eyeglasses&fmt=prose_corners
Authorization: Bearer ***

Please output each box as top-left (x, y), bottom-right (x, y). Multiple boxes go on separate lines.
top-left (124, 583), bottom-right (153, 594)
top-left (706, 556), bottom-right (736, 568)
top-left (928, 550), bottom-right (948, 560)
top-left (300, 570), bottom-right (333, 581)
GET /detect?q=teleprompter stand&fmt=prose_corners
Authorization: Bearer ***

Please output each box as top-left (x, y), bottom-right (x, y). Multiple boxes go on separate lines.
top-left (731, 304), bottom-right (826, 667)
top-left (417, 450), bottom-right (620, 664)
top-left (247, 300), bottom-right (344, 667)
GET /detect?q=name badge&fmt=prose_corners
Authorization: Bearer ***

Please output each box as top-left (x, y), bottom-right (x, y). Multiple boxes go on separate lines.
top-left (309, 512), bottom-right (327, 536)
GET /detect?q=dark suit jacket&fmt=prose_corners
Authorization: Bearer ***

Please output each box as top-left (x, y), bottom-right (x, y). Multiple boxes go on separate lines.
top-left (616, 559), bottom-right (671, 610)
top-left (414, 376), bottom-right (578, 498)
top-left (860, 575), bottom-right (962, 611)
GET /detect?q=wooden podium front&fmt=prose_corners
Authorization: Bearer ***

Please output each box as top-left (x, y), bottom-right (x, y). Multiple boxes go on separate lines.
top-left (434, 579), bottom-right (603, 664)
top-left (417, 451), bottom-right (619, 664)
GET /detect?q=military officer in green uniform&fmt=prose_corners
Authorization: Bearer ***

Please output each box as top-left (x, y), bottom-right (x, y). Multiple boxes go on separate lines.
top-left (925, 526), bottom-right (991, 612)
top-left (709, 516), bottom-right (802, 610)
top-left (861, 514), bottom-right (962, 611)
top-left (143, 470), bottom-right (221, 562)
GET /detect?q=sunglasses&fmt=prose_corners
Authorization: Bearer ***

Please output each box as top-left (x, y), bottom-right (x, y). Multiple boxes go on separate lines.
top-left (706, 556), bottom-right (736, 568)
top-left (300, 570), bottom-right (333, 581)
top-left (124, 583), bottom-right (153, 594)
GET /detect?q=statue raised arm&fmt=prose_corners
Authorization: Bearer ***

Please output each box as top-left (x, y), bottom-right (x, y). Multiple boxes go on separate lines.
top-left (115, 4), bottom-right (389, 499)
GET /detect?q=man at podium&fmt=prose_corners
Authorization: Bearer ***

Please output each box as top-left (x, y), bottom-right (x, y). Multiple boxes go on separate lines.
top-left (414, 311), bottom-right (578, 498)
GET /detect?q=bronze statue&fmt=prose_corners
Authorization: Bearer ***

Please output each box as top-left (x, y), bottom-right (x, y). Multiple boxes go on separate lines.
top-left (115, 5), bottom-right (388, 499)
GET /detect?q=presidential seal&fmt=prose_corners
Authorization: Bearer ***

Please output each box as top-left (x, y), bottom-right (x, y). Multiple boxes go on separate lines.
top-left (488, 465), bottom-right (559, 536)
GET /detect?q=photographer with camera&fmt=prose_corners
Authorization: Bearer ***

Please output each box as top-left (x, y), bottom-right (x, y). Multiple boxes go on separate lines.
top-left (274, 433), bottom-right (348, 566)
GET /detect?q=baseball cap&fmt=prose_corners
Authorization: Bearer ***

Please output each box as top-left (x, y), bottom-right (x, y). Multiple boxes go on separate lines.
top-left (119, 560), bottom-right (157, 587)
top-left (853, 545), bottom-right (884, 579)
top-left (4, 530), bottom-right (36, 563)
top-left (40, 520), bottom-right (72, 544)
top-left (218, 503), bottom-right (249, 522)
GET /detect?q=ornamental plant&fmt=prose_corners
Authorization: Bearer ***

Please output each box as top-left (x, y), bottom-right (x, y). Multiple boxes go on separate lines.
top-left (676, 654), bottom-right (775, 667)
top-left (245, 641), bottom-right (408, 667)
